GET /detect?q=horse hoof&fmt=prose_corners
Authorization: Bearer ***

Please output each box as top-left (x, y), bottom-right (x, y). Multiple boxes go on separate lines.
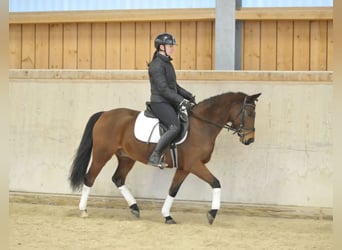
top-left (207, 209), bottom-right (217, 225)
top-left (130, 204), bottom-right (140, 218)
top-left (207, 212), bottom-right (214, 224)
top-left (130, 209), bottom-right (140, 218)
top-left (165, 216), bottom-right (176, 224)
top-left (80, 210), bottom-right (88, 218)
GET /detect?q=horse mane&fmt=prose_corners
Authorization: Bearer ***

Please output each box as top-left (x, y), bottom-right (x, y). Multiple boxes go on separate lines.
top-left (196, 91), bottom-right (246, 107)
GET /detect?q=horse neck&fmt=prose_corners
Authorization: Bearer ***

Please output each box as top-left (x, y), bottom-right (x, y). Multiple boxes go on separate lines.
top-left (194, 92), bottom-right (244, 127)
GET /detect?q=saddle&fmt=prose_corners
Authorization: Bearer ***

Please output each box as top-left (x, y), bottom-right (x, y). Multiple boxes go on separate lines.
top-left (134, 102), bottom-right (190, 168)
top-left (134, 102), bottom-right (189, 144)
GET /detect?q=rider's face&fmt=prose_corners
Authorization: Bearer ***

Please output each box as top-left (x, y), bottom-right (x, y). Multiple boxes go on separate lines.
top-left (163, 44), bottom-right (175, 56)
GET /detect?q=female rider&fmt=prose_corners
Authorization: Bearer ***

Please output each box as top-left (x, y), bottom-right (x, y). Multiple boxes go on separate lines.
top-left (147, 32), bottom-right (195, 168)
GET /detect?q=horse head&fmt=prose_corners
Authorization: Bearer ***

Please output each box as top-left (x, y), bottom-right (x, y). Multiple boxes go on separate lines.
top-left (228, 93), bottom-right (261, 145)
top-left (191, 92), bottom-right (261, 146)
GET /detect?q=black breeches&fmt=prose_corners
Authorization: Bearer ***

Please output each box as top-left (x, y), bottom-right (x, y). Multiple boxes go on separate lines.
top-left (150, 102), bottom-right (181, 153)
top-left (150, 102), bottom-right (180, 129)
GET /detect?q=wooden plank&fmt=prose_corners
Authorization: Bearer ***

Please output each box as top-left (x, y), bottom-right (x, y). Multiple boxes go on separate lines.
top-left (212, 21), bottom-right (216, 69)
top-left (180, 21), bottom-right (196, 70)
top-left (35, 24), bottom-right (49, 69)
top-left (277, 21), bottom-right (293, 70)
top-left (106, 23), bottom-right (121, 69)
top-left (21, 24), bottom-right (35, 69)
top-left (327, 20), bottom-right (333, 71)
top-left (10, 9), bottom-right (215, 24)
top-left (310, 21), bottom-right (327, 70)
top-left (235, 7), bottom-right (333, 20)
top-left (91, 23), bottom-right (106, 69)
top-left (293, 21), bottom-right (310, 70)
top-left (9, 69), bottom-right (333, 82)
top-left (10, 8), bottom-right (332, 24)
top-left (121, 22), bottom-right (136, 69)
top-left (260, 21), bottom-right (276, 70)
top-left (63, 23), bottom-right (78, 69)
top-left (9, 24), bottom-right (22, 69)
top-left (77, 23), bottom-right (92, 69)
top-left (196, 21), bottom-right (213, 70)
top-left (49, 24), bottom-right (63, 69)
top-left (243, 21), bottom-right (260, 70)
top-left (9, 8), bottom-right (333, 72)
top-left (135, 22), bottom-right (151, 70)
top-left (166, 21), bottom-right (181, 69)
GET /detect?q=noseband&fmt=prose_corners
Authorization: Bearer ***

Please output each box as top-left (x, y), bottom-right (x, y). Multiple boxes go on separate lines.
top-left (190, 96), bottom-right (256, 138)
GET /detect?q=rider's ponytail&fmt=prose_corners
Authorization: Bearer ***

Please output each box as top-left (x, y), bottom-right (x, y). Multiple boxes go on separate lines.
top-left (147, 50), bottom-right (159, 67)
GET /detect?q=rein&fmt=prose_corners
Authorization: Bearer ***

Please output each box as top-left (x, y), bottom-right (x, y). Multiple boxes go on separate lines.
top-left (190, 96), bottom-right (256, 137)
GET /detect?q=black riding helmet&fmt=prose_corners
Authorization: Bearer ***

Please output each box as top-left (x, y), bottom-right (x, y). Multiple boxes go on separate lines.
top-left (154, 32), bottom-right (176, 50)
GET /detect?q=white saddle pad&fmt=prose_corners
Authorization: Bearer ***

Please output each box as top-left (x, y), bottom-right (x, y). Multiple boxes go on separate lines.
top-left (134, 112), bottom-right (161, 143)
top-left (134, 111), bottom-right (187, 144)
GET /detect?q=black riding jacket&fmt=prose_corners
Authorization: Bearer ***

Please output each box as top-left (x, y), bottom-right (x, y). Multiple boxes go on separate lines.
top-left (149, 53), bottom-right (193, 108)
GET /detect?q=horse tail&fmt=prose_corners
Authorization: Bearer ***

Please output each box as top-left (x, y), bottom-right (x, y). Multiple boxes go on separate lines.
top-left (69, 111), bottom-right (104, 191)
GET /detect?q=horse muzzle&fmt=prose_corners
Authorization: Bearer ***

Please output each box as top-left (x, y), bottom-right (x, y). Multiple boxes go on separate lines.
top-left (240, 135), bottom-right (255, 145)
top-left (238, 127), bottom-right (255, 145)
top-left (244, 138), bottom-right (254, 145)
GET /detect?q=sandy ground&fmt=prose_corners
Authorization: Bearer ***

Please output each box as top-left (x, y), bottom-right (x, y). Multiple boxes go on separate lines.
top-left (10, 201), bottom-right (332, 250)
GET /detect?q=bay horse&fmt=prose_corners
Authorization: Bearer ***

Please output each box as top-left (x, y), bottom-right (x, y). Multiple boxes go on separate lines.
top-left (69, 91), bottom-right (261, 224)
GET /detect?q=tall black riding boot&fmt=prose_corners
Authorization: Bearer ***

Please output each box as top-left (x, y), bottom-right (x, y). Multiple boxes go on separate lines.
top-left (148, 125), bottom-right (179, 169)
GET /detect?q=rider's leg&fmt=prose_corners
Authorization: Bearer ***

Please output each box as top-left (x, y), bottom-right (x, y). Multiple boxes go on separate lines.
top-left (148, 124), bottom-right (180, 168)
top-left (148, 102), bottom-right (180, 168)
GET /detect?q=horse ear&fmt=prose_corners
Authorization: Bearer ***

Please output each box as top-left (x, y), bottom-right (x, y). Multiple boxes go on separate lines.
top-left (248, 93), bottom-right (261, 103)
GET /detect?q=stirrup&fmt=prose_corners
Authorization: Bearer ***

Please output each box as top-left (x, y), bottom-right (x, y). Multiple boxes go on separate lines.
top-left (148, 159), bottom-right (168, 169)
top-left (148, 153), bottom-right (168, 169)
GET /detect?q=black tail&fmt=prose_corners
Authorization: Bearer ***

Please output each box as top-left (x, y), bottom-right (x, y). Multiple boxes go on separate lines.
top-left (69, 111), bottom-right (104, 191)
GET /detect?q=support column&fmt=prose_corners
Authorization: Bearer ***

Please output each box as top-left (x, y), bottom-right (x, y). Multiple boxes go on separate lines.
top-left (215, 0), bottom-right (242, 70)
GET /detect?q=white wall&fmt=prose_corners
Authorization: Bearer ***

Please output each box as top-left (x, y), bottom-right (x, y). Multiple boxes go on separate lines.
top-left (9, 77), bottom-right (333, 208)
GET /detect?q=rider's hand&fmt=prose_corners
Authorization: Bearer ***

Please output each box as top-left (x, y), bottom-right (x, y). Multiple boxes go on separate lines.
top-left (178, 99), bottom-right (192, 113)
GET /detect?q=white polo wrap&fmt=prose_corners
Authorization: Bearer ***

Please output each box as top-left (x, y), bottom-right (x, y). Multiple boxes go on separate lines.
top-left (119, 185), bottom-right (136, 206)
top-left (79, 184), bottom-right (90, 211)
top-left (161, 195), bottom-right (175, 217)
top-left (212, 188), bottom-right (221, 210)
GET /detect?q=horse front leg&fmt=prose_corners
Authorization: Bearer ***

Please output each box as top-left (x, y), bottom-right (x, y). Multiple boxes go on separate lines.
top-left (190, 162), bottom-right (221, 225)
top-left (112, 156), bottom-right (140, 218)
top-left (162, 169), bottom-right (189, 224)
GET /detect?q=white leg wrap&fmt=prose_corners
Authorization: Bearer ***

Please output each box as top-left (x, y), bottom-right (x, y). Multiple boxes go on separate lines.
top-left (212, 188), bottom-right (221, 210)
top-left (161, 195), bottom-right (175, 217)
top-left (118, 185), bottom-right (136, 206)
top-left (79, 185), bottom-right (90, 211)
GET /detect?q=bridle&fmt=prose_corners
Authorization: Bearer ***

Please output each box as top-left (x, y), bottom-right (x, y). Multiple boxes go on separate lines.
top-left (190, 96), bottom-right (256, 139)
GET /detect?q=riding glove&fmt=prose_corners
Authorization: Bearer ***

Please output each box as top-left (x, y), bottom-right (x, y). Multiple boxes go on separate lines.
top-left (178, 99), bottom-right (192, 114)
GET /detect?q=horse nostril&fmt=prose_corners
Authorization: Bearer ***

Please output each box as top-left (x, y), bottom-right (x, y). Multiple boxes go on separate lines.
top-left (244, 138), bottom-right (254, 145)
top-left (247, 138), bottom-right (254, 144)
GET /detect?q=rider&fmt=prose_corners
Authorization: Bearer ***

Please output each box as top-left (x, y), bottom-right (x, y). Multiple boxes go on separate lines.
top-left (147, 32), bottom-right (195, 168)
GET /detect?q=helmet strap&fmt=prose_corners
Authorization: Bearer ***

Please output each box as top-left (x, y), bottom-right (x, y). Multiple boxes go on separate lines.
top-left (159, 45), bottom-right (168, 57)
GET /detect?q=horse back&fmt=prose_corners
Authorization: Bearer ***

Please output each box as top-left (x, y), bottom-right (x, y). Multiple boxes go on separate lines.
top-left (92, 108), bottom-right (139, 143)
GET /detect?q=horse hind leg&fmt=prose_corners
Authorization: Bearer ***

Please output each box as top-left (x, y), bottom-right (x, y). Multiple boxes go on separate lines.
top-left (78, 151), bottom-right (112, 218)
top-left (112, 155), bottom-right (140, 218)
top-left (79, 184), bottom-right (90, 218)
